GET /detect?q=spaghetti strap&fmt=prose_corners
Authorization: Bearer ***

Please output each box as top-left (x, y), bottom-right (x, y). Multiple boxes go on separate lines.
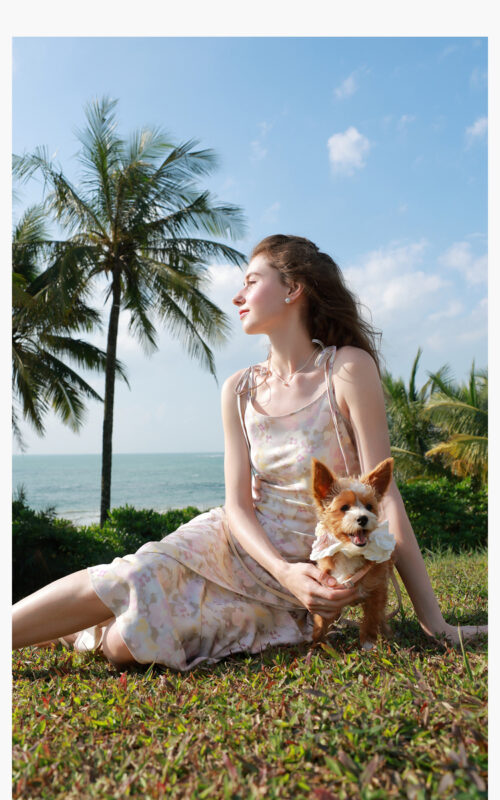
top-left (236, 366), bottom-right (259, 478)
top-left (320, 346), bottom-right (351, 477)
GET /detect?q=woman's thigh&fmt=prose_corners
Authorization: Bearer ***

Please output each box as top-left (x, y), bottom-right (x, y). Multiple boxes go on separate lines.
top-left (101, 621), bottom-right (138, 666)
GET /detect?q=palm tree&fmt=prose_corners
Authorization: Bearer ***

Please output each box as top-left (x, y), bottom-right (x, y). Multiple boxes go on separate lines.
top-left (424, 363), bottom-right (488, 490)
top-left (12, 203), bottom-right (126, 451)
top-left (14, 97), bottom-right (247, 524)
top-left (382, 349), bottom-right (449, 481)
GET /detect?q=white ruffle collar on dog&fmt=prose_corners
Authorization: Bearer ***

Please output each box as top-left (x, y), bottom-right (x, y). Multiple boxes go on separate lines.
top-left (310, 520), bottom-right (395, 564)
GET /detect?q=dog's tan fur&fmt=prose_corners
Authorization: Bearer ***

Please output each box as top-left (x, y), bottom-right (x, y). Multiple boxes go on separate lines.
top-left (311, 457), bottom-right (395, 650)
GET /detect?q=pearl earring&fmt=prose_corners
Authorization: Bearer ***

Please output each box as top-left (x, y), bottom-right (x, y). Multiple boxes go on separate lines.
top-left (285, 298), bottom-right (291, 304)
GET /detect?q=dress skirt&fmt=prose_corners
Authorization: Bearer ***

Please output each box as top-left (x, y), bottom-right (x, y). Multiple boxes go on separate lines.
top-left (88, 506), bottom-right (313, 671)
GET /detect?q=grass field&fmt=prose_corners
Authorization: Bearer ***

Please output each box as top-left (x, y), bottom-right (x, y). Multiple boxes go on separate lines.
top-left (12, 549), bottom-right (487, 799)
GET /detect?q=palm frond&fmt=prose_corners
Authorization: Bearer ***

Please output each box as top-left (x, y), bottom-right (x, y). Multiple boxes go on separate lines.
top-left (426, 435), bottom-right (488, 481)
top-left (143, 191), bottom-right (247, 243)
top-left (13, 203), bottom-right (50, 244)
top-left (151, 293), bottom-right (220, 379)
top-left (38, 335), bottom-right (128, 384)
top-left (76, 97), bottom-right (124, 224)
top-left (146, 238), bottom-right (246, 268)
top-left (408, 348), bottom-right (422, 402)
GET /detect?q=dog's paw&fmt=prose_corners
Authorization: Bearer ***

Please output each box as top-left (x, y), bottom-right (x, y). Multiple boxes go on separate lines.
top-left (361, 640), bottom-right (376, 651)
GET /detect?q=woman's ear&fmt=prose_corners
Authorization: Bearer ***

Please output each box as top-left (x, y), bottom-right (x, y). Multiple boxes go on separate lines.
top-left (286, 281), bottom-right (305, 303)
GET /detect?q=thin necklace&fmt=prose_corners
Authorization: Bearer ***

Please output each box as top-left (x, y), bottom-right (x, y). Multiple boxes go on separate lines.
top-left (268, 347), bottom-right (321, 387)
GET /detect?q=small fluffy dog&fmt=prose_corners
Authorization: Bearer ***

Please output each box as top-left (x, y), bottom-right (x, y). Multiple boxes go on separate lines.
top-left (310, 457), bottom-right (395, 651)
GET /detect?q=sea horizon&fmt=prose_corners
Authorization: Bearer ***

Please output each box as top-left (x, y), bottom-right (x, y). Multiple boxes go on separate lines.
top-left (13, 450), bottom-right (223, 457)
top-left (13, 452), bottom-right (225, 527)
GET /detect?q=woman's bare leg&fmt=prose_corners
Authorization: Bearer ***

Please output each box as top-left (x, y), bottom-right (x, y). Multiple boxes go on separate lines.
top-left (12, 569), bottom-right (113, 650)
top-left (32, 618), bottom-right (115, 649)
top-left (383, 487), bottom-right (487, 645)
top-left (101, 621), bottom-right (137, 665)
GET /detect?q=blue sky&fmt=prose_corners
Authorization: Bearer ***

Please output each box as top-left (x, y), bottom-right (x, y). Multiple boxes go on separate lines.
top-left (12, 36), bottom-right (488, 455)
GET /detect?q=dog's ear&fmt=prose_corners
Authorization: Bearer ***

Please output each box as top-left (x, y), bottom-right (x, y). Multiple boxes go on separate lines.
top-left (361, 458), bottom-right (394, 499)
top-left (312, 459), bottom-right (339, 507)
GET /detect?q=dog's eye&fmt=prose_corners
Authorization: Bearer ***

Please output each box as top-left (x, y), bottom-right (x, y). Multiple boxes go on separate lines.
top-left (340, 504), bottom-right (350, 512)
top-left (365, 503), bottom-right (373, 511)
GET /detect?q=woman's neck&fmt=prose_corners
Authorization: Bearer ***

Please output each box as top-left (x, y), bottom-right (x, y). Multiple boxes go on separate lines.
top-left (267, 329), bottom-right (321, 376)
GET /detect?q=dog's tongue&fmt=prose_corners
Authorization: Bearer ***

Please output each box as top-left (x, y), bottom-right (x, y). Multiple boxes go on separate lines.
top-left (351, 531), bottom-right (367, 546)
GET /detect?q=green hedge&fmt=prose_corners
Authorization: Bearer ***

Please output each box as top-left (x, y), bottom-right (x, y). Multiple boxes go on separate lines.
top-left (12, 497), bottom-right (201, 602)
top-left (398, 477), bottom-right (487, 553)
top-left (12, 478), bottom-right (487, 602)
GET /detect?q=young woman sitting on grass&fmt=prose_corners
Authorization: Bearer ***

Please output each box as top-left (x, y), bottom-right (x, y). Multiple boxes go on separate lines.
top-left (12, 235), bottom-right (487, 668)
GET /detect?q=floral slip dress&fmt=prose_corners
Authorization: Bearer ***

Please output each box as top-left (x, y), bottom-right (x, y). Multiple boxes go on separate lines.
top-left (84, 346), bottom-right (361, 670)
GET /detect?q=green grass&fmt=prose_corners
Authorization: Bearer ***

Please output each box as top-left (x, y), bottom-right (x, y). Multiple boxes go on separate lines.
top-left (13, 549), bottom-right (487, 799)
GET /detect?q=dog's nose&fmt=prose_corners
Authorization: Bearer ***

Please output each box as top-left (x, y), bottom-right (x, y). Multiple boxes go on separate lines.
top-left (357, 515), bottom-right (368, 527)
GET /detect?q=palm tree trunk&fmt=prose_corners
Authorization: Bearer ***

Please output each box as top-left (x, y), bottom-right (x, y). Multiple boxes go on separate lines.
top-left (100, 270), bottom-right (121, 526)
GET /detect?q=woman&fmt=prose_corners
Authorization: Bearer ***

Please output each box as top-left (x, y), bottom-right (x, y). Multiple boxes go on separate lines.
top-left (12, 235), bottom-right (487, 667)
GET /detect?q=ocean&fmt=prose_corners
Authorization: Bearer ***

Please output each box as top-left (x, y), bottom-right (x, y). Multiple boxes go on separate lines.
top-left (12, 452), bottom-right (225, 526)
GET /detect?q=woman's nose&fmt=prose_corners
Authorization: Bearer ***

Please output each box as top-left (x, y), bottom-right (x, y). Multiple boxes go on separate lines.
top-left (232, 288), bottom-right (244, 306)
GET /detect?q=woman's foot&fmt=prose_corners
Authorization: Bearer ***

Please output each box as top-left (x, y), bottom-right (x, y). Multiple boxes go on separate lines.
top-left (426, 622), bottom-right (488, 646)
top-left (32, 633), bottom-right (79, 649)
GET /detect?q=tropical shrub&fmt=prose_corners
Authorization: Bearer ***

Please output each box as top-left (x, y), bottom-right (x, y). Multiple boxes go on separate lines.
top-left (398, 477), bottom-right (487, 553)
top-left (425, 364), bottom-right (488, 488)
top-left (12, 496), bottom-right (201, 602)
top-left (105, 504), bottom-right (202, 541)
top-left (382, 349), bottom-right (450, 482)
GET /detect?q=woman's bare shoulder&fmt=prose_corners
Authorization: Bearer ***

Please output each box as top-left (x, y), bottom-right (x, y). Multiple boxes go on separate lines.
top-left (222, 361), bottom-right (268, 395)
top-left (222, 368), bottom-right (248, 396)
top-left (334, 346), bottom-right (378, 376)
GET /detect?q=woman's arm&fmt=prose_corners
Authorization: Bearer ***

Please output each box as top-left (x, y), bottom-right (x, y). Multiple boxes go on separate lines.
top-left (333, 346), bottom-right (486, 644)
top-left (221, 371), bottom-right (359, 616)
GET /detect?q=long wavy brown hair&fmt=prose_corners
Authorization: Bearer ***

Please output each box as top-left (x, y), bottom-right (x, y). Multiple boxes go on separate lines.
top-left (250, 234), bottom-right (382, 373)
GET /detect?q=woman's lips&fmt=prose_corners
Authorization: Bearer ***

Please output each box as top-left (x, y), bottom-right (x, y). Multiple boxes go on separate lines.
top-left (239, 310), bottom-right (249, 318)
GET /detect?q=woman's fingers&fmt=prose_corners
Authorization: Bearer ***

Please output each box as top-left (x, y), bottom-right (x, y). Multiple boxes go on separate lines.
top-left (280, 562), bottom-right (362, 614)
top-left (317, 568), bottom-right (338, 588)
top-left (302, 578), bottom-right (360, 614)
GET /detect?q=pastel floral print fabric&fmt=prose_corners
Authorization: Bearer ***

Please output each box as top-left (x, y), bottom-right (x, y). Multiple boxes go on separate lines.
top-left (86, 362), bottom-right (361, 670)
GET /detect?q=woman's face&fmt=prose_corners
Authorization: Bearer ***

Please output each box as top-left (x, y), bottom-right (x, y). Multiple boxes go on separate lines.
top-left (232, 254), bottom-right (292, 335)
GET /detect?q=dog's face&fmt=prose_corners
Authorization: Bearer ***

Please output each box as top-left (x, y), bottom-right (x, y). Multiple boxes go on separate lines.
top-left (311, 458), bottom-right (394, 549)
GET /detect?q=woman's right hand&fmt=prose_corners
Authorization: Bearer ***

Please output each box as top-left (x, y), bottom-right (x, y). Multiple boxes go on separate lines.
top-left (278, 562), bottom-right (361, 615)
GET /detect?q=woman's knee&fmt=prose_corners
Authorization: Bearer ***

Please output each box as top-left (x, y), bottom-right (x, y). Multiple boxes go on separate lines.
top-left (101, 622), bottom-right (137, 666)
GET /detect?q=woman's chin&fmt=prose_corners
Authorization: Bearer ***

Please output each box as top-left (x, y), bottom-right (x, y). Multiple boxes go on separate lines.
top-left (241, 319), bottom-right (262, 335)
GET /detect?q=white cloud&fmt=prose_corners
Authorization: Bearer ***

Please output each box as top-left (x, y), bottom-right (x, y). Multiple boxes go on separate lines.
top-left (397, 114), bottom-right (416, 131)
top-left (428, 300), bottom-right (464, 322)
top-left (456, 297), bottom-right (487, 344)
top-left (425, 331), bottom-right (446, 352)
top-left (206, 262), bottom-right (245, 311)
top-left (438, 44), bottom-right (458, 61)
top-left (465, 116), bottom-right (488, 147)
top-left (334, 72), bottom-right (357, 100)
top-left (250, 140), bottom-right (267, 161)
top-left (327, 127), bottom-right (371, 175)
top-left (469, 67), bottom-right (487, 89)
top-left (250, 120), bottom-right (273, 161)
top-left (343, 240), bottom-right (447, 324)
top-left (438, 241), bottom-right (487, 285)
top-left (341, 239), bottom-right (486, 379)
